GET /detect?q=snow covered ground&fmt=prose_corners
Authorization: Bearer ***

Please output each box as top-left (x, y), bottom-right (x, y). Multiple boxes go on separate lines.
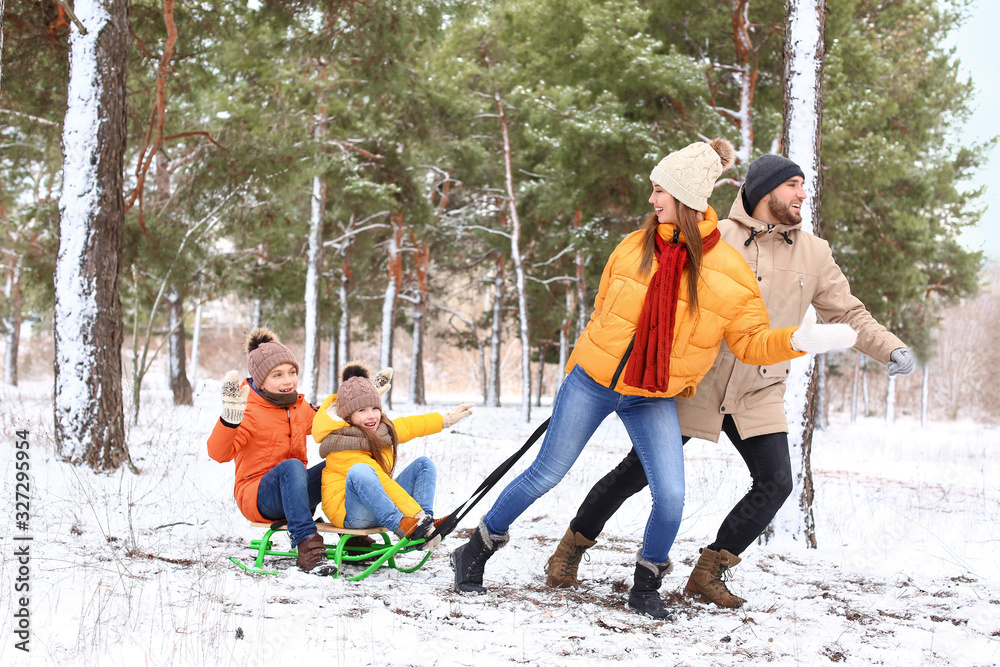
top-left (1, 378), bottom-right (997, 666)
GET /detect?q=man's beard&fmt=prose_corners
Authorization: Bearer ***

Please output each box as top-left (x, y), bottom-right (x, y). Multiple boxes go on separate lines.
top-left (767, 196), bottom-right (802, 225)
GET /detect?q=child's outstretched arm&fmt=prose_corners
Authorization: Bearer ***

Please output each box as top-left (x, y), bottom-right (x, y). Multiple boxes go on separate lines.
top-left (208, 370), bottom-right (251, 462)
top-left (442, 404), bottom-right (474, 429)
top-left (394, 404), bottom-right (475, 443)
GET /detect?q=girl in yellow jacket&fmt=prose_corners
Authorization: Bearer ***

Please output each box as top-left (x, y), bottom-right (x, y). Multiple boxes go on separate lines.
top-left (313, 362), bottom-right (472, 551)
top-left (450, 139), bottom-right (857, 619)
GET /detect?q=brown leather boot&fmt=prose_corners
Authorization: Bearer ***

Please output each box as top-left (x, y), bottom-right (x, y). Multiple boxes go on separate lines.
top-left (684, 547), bottom-right (745, 608)
top-left (545, 527), bottom-right (597, 588)
top-left (295, 533), bottom-right (327, 572)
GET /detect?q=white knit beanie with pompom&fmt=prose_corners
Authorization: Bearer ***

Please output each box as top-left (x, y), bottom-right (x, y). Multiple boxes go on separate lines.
top-left (649, 138), bottom-right (735, 212)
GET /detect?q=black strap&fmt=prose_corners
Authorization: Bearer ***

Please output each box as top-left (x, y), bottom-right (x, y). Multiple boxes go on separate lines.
top-left (610, 337), bottom-right (635, 390)
top-left (427, 417), bottom-right (551, 541)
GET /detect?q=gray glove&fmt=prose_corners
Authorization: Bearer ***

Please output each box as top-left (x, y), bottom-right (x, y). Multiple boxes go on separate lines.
top-left (887, 348), bottom-right (916, 377)
top-left (790, 310), bottom-right (858, 354)
top-left (221, 370), bottom-right (250, 425)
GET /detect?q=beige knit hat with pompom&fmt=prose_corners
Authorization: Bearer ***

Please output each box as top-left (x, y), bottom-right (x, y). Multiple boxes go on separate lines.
top-left (649, 138), bottom-right (736, 212)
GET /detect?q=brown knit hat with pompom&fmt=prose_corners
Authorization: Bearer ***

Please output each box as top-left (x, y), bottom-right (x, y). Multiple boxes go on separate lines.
top-left (336, 362), bottom-right (382, 420)
top-left (246, 327), bottom-right (299, 388)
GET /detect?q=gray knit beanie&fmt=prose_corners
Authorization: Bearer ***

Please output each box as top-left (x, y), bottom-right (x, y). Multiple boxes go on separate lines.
top-left (741, 155), bottom-right (805, 216)
top-left (246, 327), bottom-right (299, 388)
top-left (649, 138), bottom-right (736, 212)
top-left (336, 362), bottom-right (382, 420)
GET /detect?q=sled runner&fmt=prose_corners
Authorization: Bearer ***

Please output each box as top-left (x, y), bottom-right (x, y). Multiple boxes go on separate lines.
top-left (230, 520), bottom-right (433, 580)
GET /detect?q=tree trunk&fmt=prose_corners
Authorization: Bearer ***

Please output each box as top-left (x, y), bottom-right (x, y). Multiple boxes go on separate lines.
top-left (337, 274), bottom-right (350, 391)
top-left (327, 329), bottom-right (337, 395)
top-left (2, 257), bottom-right (22, 386)
top-left (557, 288), bottom-right (572, 396)
top-left (54, 0), bottom-right (129, 470)
top-left (409, 241), bottom-right (429, 405)
top-left (166, 287), bottom-right (192, 406)
top-left (380, 213), bottom-right (404, 409)
top-left (861, 355), bottom-right (870, 417)
top-left (189, 302), bottom-right (202, 388)
top-left (535, 343), bottom-right (545, 407)
top-left (301, 69), bottom-right (328, 404)
top-left (336, 246), bottom-right (352, 392)
top-left (487, 263), bottom-right (504, 407)
top-left (920, 365), bottom-right (929, 426)
top-left (766, 0), bottom-right (826, 547)
top-left (850, 351), bottom-right (860, 423)
top-left (301, 172), bottom-right (326, 404)
top-left (728, 0), bottom-right (759, 165)
top-left (575, 247), bottom-right (588, 338)
top-left (0, 0), bottom-right (5, 100)
top-left (409, 298), bottom-right (425, 405)
top-left (815, 352), bottom-right (827, 430)
top-left (2, 318), bottom-right (18, 386)
top-left (885, 375), bottom-right (896, 426)
top-left (493, 89), bottom-right (532, 422)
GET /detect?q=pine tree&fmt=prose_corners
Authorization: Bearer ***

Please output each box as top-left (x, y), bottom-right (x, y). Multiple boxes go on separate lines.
top-left (54, 0), bottom-right (129, 470)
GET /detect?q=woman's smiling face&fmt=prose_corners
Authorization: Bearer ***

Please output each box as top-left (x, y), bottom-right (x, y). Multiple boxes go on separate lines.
top-left (649, 183), bottom-right (677, 224)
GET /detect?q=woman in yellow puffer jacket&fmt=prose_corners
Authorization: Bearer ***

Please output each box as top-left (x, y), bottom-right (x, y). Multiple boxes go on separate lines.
top-left (313, 362), bottom-right (473, 551)
top-left (449, 138), bottom-right (858, 619)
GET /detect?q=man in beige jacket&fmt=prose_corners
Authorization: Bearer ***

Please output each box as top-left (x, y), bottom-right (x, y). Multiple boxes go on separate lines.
top-left (544, 154), bottom-right (916, 607)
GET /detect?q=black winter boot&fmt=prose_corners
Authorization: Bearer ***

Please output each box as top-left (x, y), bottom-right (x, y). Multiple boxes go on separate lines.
top-left (626, 552), bottom-right (676, 621)
top-left (449, 520), bottom-right (509, 594)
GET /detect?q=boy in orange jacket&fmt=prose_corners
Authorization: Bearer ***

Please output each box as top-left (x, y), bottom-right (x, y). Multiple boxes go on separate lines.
top-left (207, 328), bottom-right (327, 571)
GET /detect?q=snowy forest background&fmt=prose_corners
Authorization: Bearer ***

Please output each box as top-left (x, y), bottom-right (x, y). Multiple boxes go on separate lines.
top-left (2, 0), bottom-right (997, 441)
top-left (1, 1), bottom-right (999, 665)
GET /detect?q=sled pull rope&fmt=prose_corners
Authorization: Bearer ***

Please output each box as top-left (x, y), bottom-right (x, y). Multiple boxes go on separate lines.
top-left (429, 417), bottom-right (550, 541)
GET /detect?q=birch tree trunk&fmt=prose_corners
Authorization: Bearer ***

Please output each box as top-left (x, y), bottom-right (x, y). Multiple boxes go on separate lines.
top-left (493, 89), bottom-right (532, 422)
top-left (815, 352), bottom-right (827, 430)
top-left (189, 302), bottom-right (202, 388)
top-left (766, 0), bottom-right (826, 547)
top-left (54, 0), bottom-right (129, 470)
top-left (301, 172), bottom-right (326, 404)
top-left (327, 330), bottom-right (337, 395)
top-left (335, 241), bottom-right (353, 392)
top-left (729, 0), bottom-right (758, 165)
top-left (885, 375), bottom-right (896, 426)
top-left (920, 365), bottom-right (929, 426)
top-left (301, 72), bottom-right (328, 403)
top-left (487, 263), bottom-right (503, 407)
top-left (380, 213), bottom-right (404, 409)
top-left (2, 257), bottom-right (21, 386)
top-left (557, 288), bottom-right (572, 395)
top-left (337, 272), bottom-right (350, 391)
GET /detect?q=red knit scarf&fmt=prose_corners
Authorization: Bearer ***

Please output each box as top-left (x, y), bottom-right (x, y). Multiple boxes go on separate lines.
top-left (623, 227), bottom-right (722, 393)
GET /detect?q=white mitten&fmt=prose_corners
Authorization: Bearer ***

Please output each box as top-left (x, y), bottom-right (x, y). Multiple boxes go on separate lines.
top-left (221, 370), bottom-right (250, 425)
top-left (373, 367), bottom-right (393, 396)
top-left (442, 403), bottom-right (474, 429)
top-left (790, 309), bottom-right (857, 354)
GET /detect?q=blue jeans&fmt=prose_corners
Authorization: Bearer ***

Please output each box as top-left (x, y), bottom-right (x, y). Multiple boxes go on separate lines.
top-left (483, 365), bottom-right (685, 563)
top-left (256, 459), bottom-right (326, 547)
top-left (343, 457), bottom-right (437, 532)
